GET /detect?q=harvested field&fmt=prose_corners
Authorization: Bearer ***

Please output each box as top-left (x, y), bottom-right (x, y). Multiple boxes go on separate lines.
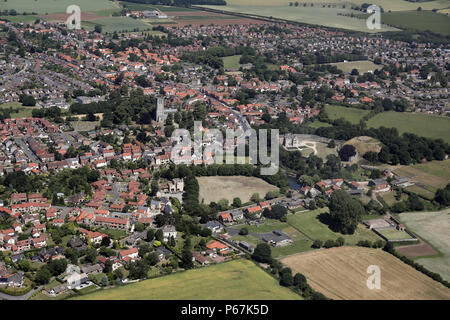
top-left (197, 176), bottom-right (278, 204)
top-left (281, 246), bottom-right (450, 300)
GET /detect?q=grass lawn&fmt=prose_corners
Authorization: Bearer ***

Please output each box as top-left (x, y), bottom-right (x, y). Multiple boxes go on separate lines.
top-left (98, 228), bottom-right (127, 240)
top-left (271, 239), bottom-right (314, 258)
top-left (367, 112), bottom-right (450, 143)
top-left (222, 55), bottom-right (242, 70)
top-left (381, 191), bottom-right (408, 206)
top-left (286, 208), bottom-right (382, 245)
top-left (72, 259), bottom-right (301, 300)
top-left (0, 15), bottom-right (42, 23)
top-left (0, 102), bottom-right (36, 119)
top-left (307, 120), bottom-right (332, 129)
top-left (376, 228), bottom-right (414, 241)
top-left (325, 104), bottom-right (369, 124)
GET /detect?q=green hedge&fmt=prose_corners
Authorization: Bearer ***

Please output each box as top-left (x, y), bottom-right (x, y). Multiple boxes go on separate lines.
top-left (0, 285), bottom-right (32, 296)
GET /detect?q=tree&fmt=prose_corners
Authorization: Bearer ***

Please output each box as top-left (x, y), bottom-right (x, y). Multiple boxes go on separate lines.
top-left (252, 243), bottom-right (272, 263)
top-left (338, 144), bottom-right (357, 161)
top-left (155, 229), bottom-right (164, 242)
top-left (35, 266), bottom-right (51, 285)
top-left (327, 140), bottom-right (336, 148)
top-left (280, 271), bottom-right (294, 287)
top-left (323, 239), bottom-right (336, 248)
top-left (312, 239), bottom-right (322, 248)
top-left (101, 236), bottom-right (111, 247)
top-left (239, 227), bottom-right (249, 235)
top-left (329, 190), bottom-right (365, 234)
top-left (435, 183), bottom-right (450, 206)
top-left (147, 229), bottom-right (155, 241)
top-left (19, 94), bottom-right (36, 106)
top-left (250, 193), bottom-right (261, 203)
top-left (232, 197), bottom-right (242, 208)
top-left (94, 25), bottom-right (102, 33)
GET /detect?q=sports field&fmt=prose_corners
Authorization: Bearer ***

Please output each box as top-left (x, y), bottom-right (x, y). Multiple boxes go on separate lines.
top-left (197, 176), bottom-right (278, 203)
top-left (286, 208), bottom-right (381, 245)
top-left (328, 60), bottom-right (382, 74)
top-left (72, 259), bottom-right (301, 300)
top-left (325, 104), bottom-right (369, 124)
top-left (0, 0), bottom-right (116, 14)
top-left (399, 208), bottom-right (450, 282)
top-left (281, 246), bottom-right (450, 300)
top-left (367, 112), bottom-right (450, 143)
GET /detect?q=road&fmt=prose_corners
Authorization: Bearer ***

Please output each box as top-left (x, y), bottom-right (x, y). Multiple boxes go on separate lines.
top-left (0, 286), bottom-right (42, 300)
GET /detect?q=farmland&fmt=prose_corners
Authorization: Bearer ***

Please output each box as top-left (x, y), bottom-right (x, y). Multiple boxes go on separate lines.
top-left (393, 159), bottom-right (450, 198)
top-left (358, 10), bottom-right (450, 36)
top-left (281, 246), bottom-right (450, 300)
top-left (0, 0), bottom-right (117, 14)
top-left (324, 104), bottom-right (369, 124)
top-left (399, 209), bottom-right (450, 282)
top-left (72, 259), bottom-right (301, 300)
top-left (200, 2), bottom-right (399, 32)
top-left (367, 112), bottom-right (450, 143)
top-left (82, 17), bottom-right (153, 33)
top-left (197, 176), bottom-right (278, 203)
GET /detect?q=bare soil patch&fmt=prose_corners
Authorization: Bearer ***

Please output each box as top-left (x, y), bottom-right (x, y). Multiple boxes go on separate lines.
top-left (396, 242), bottom-right (438, 258)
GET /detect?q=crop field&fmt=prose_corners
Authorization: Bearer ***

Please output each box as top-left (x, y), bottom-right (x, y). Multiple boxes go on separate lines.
top-left (0, 0), bottom-right (117, 14)
top-left (73, 259), bottom-right (301, 300)
top-left (399, 209), bottom-right (450, 282)
top-left (200, 2), bottom-right (399, 32)
top-left (358, 10), bottom-right (450, 36)
top-left (197, 176), bottom-right (278, 203)
top-left (328, 60), bottom-right (382, 74)
top-left (281, 246), bottom-right (450, 300)
top-left (367, 112), bottom-right (450, 143)
top-left (325, 104), bottom-right (369, 124)
top-left (286, 208), bottom-right (381, 245)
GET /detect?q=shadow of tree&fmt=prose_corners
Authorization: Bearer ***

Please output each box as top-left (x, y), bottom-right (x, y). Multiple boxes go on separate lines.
top-left (316, 212), bottom-right (341, 233)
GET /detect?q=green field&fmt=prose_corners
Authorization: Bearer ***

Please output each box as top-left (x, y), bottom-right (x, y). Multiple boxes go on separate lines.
top-left (0, 102), bottom-right (36, 118)
top-left (399, 209), bottom-right (450, 281)
top-left (286, 208), bottom-right (382, 245)
top-left (119, 2), bottom-right (196, 12)
top-left (325, 104), bottom-right (369, 124)
top-left (72, 259), bottom-right (301, 300)
top-left (367, 112), bottom-right (450, 143)
top-left (201, 2), bottom-right (399, 32)
top-left (358, 10), bottom-right (450, 36)
top-left (82, 17), bottom-right (152, 33)
top-left (0, 0), bottom-right (116, 14)
top-left (0, 15), bottom-right (42, 23)
top-left (308, 120), bottom-right (332, 129)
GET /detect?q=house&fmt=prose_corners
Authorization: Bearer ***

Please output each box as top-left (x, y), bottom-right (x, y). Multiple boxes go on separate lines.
top-left (238, 241), bottom-right (254, 253)
top-left (262, 230), bottom-right (292, 247)
top-left (10, 253), bottom-right (25, 263)
top-left (206, 240), bottom-right (228, 253)
top-left (67, 236), bottom-right (86, 251)
top-left (192, 251), bottom-right (210, 266)
top-left (49, 283), bottom-right (68, 296)
top-left (369, 178), bottom-right (389, 191)
top-left (218, 212), bottom-right (232, 223)
top-left (162, 225), bottom-right (177, 241)
top-left (81, 264), bottom-right (103, 275)
top-left (119, 248), bottom-right (139, 262)
top-left (203, 221), bottom-right (223, 233)
top-left (245, 206), bottom-right (262, 219)
top-left (230, 210), bottom-right (244, 222)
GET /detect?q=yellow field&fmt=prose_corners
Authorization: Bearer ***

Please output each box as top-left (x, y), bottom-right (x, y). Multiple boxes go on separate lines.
top-left (345, 136), bottom-right (382, 156)
top-left (281, 247), bottom-right (450, 300)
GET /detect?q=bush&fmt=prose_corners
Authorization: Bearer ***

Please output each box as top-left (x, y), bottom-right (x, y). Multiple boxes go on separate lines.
top-left (323, 239), bottom-right (336, 248)
top-left (312, 239), bottom-right (323, 248)
top-left (239, 227), bottom-right (249, 235)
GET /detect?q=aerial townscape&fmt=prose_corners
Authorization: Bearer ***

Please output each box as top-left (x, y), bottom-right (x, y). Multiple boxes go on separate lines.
top-left (0, 0), bottom-right (449, 304)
